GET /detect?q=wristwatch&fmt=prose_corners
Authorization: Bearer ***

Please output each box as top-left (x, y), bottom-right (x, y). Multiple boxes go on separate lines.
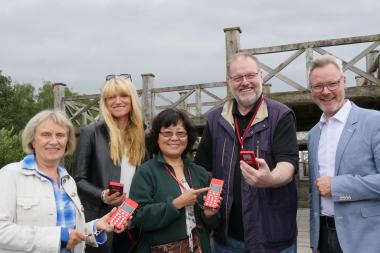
top-left (101, 190), bottom-right (107, 203)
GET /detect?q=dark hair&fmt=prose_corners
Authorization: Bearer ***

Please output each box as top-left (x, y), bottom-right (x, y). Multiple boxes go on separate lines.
top-left (147, 108), bottom-right (196, 155)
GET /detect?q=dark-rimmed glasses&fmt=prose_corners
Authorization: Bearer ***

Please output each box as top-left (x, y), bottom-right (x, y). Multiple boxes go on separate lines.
top-left (230, 72), bottom-right (260, 83)
top-left (159, 131), bottom-right (188, 138)
top-left (105, 73), bottom-right (132, 82)
top-left (310, 76), bottom-right (342, 92)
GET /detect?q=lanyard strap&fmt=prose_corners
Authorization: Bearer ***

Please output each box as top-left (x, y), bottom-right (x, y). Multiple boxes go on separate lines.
top-left (165, 165), bottom-right (193, 191)
top-left (234, 96), bottom-right (265, 149)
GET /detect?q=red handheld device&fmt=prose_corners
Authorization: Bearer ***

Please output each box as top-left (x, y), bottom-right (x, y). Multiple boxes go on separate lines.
top-left (204, 178), bottom-right (224, 209)
top-left (108, 181), bottom-right (124, 195)
top-left (240, 150), bottom-right (258, 169)
top-left (109, 198), bottom-right (138, 230)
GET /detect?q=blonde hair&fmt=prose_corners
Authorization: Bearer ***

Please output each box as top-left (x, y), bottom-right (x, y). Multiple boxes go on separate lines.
top-left (22, 110), bottom-right (76, 155)
top-left (100, 77), bottom-right (145, 165)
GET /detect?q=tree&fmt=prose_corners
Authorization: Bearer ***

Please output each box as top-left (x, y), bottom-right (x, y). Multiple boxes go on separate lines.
top-left (0, 128), bottom-right (23, 168)
top-left (0, 74), bottom-right (79, 169)
top-left (0, 76), bottom-right (40, 132)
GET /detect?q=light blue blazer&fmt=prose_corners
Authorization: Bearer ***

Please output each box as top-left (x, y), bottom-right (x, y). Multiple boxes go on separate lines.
top-left (308, 102), bottom-right (380, 253)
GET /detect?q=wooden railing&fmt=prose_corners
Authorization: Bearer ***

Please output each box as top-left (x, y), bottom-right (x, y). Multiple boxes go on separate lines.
top-left (54, 27), bottom-right (380, 129)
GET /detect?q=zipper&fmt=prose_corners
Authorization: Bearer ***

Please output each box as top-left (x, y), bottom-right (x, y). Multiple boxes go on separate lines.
top-left (256, 139), bottom-right (260, 158)
top-left (224, 137), bottom-right (236, 237)
top-left (221, 138), bottom-right (226, 168)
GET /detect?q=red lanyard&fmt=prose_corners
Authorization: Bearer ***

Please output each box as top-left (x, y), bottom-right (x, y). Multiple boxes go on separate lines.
top-left (234, 96), bottom-right (265, 150)
top-left (165, 165), bottom-right (193, 191)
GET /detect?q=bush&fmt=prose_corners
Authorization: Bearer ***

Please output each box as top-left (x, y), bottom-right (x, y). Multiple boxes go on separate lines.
top-left (0, 128), bottom-right (24, 168)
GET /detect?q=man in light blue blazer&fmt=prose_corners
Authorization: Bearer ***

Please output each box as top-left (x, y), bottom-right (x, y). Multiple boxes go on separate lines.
top-left (308, 55), bottom-right (380, 253)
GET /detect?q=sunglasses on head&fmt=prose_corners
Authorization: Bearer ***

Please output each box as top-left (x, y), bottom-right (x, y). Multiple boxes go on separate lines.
top-left (105, 73), bottom-right (132, 81)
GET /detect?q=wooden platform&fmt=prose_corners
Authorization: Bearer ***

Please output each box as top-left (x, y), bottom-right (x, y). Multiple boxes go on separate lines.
top-left (297, 208), bottom-right (312, 253)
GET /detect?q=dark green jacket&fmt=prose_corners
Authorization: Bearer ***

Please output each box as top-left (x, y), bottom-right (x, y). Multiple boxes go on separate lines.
top-left (129, 153), bottom-right (220, 253)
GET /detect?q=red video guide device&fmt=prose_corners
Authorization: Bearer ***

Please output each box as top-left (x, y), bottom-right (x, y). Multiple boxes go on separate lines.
top-left (204, 178), bottom-right (224, 209)
top-left (108, 181), bottom-right (124, 195)
top-left (109, 198), bottom-right (138, 230)
top-left (240, 150), bottom-right (259, 170)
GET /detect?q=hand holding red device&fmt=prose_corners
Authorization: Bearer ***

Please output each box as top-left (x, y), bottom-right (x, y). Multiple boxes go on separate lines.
top-left (240, 150), bottom-right (259, 169)
top-left (108, 181), bottom-right (124, 195)
top-left (109, 198), bottom-right (138, 230)
top-left (204, 178), bottom-right (224, 208)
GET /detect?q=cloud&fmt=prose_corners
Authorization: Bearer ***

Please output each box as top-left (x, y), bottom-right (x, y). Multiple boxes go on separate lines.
top-left (1, 0), bottom-right (379, 93)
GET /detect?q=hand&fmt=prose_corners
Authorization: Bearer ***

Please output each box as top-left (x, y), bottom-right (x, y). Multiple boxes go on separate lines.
top-left (316, 176), bottom-right (332, 197)
top-left (240, 159), bottom-right (275, 187)
top-left (203, 196), bottom-right (222, 218)
top-left (96, 208), bottom-right (131, 233)
top-left (172, 187), bottom-right (209, 209)
top-left (103, 189), bottom-right (126, 206)
top-left (66, 229), bottom-right (85, 250)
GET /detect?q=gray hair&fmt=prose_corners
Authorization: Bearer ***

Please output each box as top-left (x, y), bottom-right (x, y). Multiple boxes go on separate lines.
top-left (22, 110), bottom-right (76, 155)
top-left (227, 52), bottom-right (261, 76)
top-left (309, 55), bottom-right (343, 79)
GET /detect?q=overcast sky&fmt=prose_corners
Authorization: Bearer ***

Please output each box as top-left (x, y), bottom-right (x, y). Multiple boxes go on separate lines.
top-left (1, 0), bottom-right (379, 94)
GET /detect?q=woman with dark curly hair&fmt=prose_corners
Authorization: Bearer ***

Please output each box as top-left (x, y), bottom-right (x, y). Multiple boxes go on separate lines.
top-left (130, 108), bottom-right (221, 253)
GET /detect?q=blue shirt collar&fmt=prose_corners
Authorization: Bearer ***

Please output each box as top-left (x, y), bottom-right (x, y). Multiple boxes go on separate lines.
top-left (21, 154), bottom-right (69, 180)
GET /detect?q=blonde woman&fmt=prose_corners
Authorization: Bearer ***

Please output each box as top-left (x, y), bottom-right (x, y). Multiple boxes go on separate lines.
top-left (75, 74), bottom-right (145, 253)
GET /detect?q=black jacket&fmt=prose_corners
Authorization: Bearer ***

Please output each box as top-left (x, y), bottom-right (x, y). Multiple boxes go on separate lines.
top-left (74, 121), bottom-right (123, 253)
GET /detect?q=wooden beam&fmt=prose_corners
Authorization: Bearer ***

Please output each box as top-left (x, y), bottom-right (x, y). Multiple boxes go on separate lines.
top-left (156, 101), bottom-right (221, 110)
top-left (314, 47), bottom-right (380, 85)
top-left (169, 90), bottom-right (195, 109)
top-left (241, 34), bottom-right (380, 55)
top-left (70, 98), bottom-right (100, 121)
top-left (368, 54), bottom-right (380, 73)
top-left (344, 42), bottom-right (380, 71)
top-left (156, 93), bottom-right (174, 105)
top-left (224, 27), bottom-right (241, 99)
top-left (64, 94), bottom-right (99, 101)
top-left (203, 98), bottom-right (227, 115)
top-left (152, 81), bottom-right (226, 93)
top-left (263, 49), bottom-right (305, 84)
top-left (53, 83), bottom-right (66, 111)
top-left (260, 62), bottom-right (306, 91)
top-left (202, 89), bottom-right (223, 101)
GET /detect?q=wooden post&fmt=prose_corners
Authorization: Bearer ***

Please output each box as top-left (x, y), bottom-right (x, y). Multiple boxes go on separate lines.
top-left (366, 50), bottom-right (379, 85)
top-left (355, 76), bottom-right (365, 86)
top-left (263, 83), bottom-right (272, 96)
top-left (224, 27), bottom-right (241, 99)
top-left (305, 47), bottom-right (314, 85)
top-left (195, 88), bottom-right (201, 117)
top-left (178, 91), bottom-right (188, 110)
top-left (141, 73), bottom-right (155, 127)
top-left (53, 83), bottom-right (66, 112)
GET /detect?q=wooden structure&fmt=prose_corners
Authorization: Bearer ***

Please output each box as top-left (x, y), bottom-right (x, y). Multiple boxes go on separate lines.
top-left (54, 27), bottom-right (380, 206)
top-left (54, 27), bottom-right (380, 135)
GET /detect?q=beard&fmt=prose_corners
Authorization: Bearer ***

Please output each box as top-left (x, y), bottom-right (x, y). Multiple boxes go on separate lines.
top-left (232, 84), bottom-right (263, 107)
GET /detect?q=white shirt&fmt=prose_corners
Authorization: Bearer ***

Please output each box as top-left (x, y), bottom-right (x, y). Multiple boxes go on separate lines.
top-left (120, 156), bottom-right (136, 197)
top-left (318, 100), bottom-right (351, 216)
top-left (180, 179), bottom-right (196, 252)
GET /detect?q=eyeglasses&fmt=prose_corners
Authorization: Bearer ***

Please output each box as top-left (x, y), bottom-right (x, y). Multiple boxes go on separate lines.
top-left (230, 72), bottom-right (260, 83)
top-left (159, 131), bottom-right (188, 138)
top-left (310, 76), bottom-right (342, 92)
top-left (105, 73), bottom-right (132, 82)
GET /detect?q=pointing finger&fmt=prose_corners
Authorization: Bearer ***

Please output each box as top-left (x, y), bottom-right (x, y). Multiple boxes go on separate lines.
top-left (193, 187), bottom-right (210, 194)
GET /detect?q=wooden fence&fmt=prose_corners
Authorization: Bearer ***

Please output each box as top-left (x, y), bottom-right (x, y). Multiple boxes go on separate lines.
top-left (54, 27), bottom-right (380, 130)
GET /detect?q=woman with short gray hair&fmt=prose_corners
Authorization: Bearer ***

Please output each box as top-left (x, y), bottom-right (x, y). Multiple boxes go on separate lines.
top-left (0, 110), bottom-right (129, 253)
